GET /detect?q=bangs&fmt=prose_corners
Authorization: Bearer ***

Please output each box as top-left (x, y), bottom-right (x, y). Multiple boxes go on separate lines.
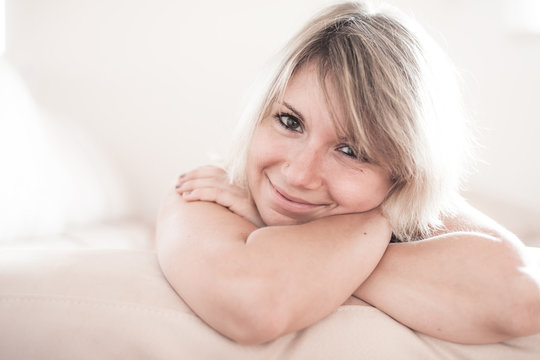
top-left (312, 46), bottom-right (400, 173)
top-left (228, 2), bottom-right (468, 241)
top-left (262, 10), bottom-right (424, 182)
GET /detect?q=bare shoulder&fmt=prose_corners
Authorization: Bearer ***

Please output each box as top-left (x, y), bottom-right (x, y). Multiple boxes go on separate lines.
top-left (430, 200), bottom-right (523, 245)
top-left (157, 189), bottom-right (257, 244)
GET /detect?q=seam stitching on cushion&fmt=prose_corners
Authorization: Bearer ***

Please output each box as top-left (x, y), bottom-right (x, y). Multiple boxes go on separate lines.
top-left (0, 294), bottom-right (199, 320)
top-left (336, 305), bottom-right (381, 314)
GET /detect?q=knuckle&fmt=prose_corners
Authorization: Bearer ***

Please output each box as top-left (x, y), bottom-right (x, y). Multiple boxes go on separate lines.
top-left (198, 188), bottom-right (216, 202)
top-left (214, 187), bottom-right (224, 199)
top-left (216, 188), bottom-right (234, 207)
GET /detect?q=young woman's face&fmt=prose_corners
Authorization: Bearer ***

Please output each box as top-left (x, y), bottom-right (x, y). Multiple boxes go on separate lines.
top-left (246, 64), bottom-right (394, 226)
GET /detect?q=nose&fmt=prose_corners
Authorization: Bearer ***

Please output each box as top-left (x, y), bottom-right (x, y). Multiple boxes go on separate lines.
top-left (282, 147), bottom-right (324, 190)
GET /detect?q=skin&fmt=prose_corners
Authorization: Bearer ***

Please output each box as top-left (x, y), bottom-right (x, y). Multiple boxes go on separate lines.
top-left (245, 64), bottom-right (393, 227)
top-left (156, 65), bottom-right (540, 345)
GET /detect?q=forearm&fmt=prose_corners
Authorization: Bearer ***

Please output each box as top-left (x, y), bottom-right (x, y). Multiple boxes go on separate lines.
top-left (243, 211), bottom-right (391, 338)
top-left (354, 233), bottom-right (540, 343)
top-left (156, 190), bottom-right (259, 343)
top-left (156, 190), bottom-right (391, 344)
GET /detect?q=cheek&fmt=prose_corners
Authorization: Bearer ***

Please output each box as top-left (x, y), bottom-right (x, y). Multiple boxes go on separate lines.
top-left (329, 173), bottom-right (391, 211)
top-left (247, 125), bottom-right (288, 170)
top-left (246, 127), bottom-right (277, 184)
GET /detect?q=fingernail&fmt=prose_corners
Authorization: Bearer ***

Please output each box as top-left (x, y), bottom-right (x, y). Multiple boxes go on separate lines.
top-left (175, 184), bottom-right (181, 189)
top-left (179, 173), bottom-right (185, 178)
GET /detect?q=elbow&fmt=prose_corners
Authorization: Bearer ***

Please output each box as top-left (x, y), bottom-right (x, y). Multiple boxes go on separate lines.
top-left (502, 276), bottom-right (540, 338)
top-left (224, 284), bottom-right (289, 345)
top-left (496, 248), bottom-right (540, 339)
top-left (471, 239), bottom-right (540, 341)
top-left (227, 310), bottom-right (286, 346)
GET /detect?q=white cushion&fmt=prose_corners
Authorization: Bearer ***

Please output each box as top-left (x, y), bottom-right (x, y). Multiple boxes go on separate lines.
top-left (1, 225), bottom-right (539, 359)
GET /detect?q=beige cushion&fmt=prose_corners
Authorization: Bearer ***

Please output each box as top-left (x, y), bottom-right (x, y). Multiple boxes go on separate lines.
top-left (1, 226), bottom-right (539, 359)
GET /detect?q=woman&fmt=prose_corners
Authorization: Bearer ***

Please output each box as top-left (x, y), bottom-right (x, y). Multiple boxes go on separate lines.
top-left (156, 1), bottom-right (540, 345)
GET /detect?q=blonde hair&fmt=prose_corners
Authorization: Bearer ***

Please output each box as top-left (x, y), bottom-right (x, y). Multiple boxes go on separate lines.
top-left (227, 1), bottom-right (470, 241)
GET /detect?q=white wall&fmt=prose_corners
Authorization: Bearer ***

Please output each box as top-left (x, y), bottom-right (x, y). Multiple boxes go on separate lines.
top-left (0, 0), bottom-right (5, 55)
top-left (5, 0), bottom-right (540, 222)
top-left (390, 0), bottom-right (540, 215)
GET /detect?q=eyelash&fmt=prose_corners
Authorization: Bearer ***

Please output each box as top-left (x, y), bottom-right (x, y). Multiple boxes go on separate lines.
top-left (336, 144), bottom-right (358, 159)
top-left (274, 112), bottom-right (303, 132)
top-left (273, 111), bottom-right (364, 162)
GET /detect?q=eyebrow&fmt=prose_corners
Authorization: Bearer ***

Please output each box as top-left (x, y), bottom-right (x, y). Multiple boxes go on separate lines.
top-left (282, 101), bottom-right (305, 122)
top-left (281, 100), bottom-right (353, 143)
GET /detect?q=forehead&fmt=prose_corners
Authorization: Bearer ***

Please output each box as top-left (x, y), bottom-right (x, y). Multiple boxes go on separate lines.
top-left (282, 63), bottom-right (351, 137)
top-left (277, 61), bottom-right (392, 168)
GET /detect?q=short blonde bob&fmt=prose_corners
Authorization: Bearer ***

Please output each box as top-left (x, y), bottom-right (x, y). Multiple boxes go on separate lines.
top-left (227, 1), bottom-right (470, 241)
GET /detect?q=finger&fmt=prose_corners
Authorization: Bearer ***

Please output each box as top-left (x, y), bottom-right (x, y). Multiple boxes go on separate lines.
top-left (198, 187), bottom-right (254, 220)
top-left (176, 177), bottom-right (240, 196)
top-left (181, 186), bottom-right (262, 226)
top-left (177, 166), bottom-right (228, 185)
top-left (182, 187), bottom-right (237, 210)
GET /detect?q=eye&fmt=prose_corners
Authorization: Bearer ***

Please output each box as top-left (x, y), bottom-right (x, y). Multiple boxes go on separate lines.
top-left (337, 144), bottom-right (358, 159)
top-left (274, 113), bottom-right (303, 132)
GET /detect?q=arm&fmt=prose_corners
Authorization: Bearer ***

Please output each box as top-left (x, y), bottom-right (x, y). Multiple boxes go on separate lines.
top-left (156, 188), bottom-right (391, 345)
top-left (354, 202), bottom-right (540, 344)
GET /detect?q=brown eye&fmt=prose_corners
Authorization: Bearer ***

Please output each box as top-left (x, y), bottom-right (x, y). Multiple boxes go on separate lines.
top-left (275, 113), bottom-right (302, 132)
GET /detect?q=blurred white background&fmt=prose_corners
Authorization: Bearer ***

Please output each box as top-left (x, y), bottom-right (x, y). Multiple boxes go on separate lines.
top-left (2, 0), bottom-right (539, 227)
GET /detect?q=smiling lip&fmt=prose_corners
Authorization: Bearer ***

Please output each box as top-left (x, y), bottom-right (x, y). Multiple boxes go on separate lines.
top-left (268, 177), bottom-right (325, 212)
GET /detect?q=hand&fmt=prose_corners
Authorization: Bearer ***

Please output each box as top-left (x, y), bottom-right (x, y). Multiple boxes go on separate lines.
top-left (175, 165), bottom-right (264, 227)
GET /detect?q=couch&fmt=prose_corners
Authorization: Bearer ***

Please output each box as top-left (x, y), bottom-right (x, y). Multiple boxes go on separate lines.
top-left (1, 57), bottom-right (539, 360)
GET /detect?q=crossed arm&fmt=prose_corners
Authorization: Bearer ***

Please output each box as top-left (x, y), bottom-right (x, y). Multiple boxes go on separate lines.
top-left (157, 187), bottom-right (390, 344)
top-left (156, 167), bottom-right (540, 345)
top-left (355, 223), bottom-right (540, 344)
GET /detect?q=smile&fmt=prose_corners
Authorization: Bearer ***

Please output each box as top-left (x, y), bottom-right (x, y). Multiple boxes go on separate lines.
top-left (267, 177), bottom-right (326, 213)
